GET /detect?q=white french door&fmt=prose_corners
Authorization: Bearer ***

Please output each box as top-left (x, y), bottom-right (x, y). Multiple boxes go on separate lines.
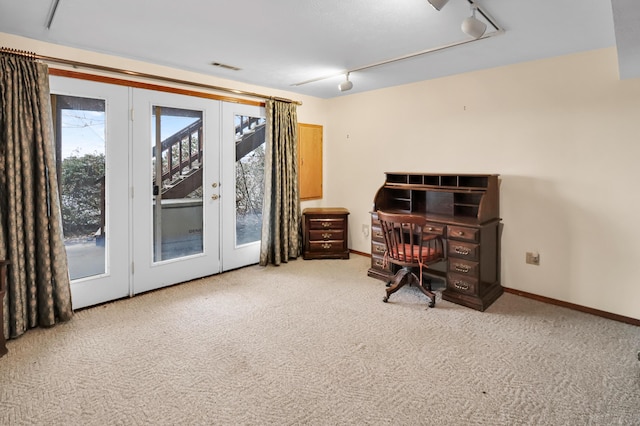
top-left (131, 89), bottom-right (221, 294)
top-left (50, 77), bottom-right (262, 308)
top-left (50, 77), bottom-right (130, 309)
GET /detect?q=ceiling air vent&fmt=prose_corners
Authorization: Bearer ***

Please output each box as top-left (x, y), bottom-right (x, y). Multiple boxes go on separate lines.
top-left (211, 62), bottom-right (241, 71)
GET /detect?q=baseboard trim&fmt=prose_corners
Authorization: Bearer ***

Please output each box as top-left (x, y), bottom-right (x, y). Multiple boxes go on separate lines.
top-left (349, 249), bottom-right (369, 258)
top-left (350, 250), bottom-right (639, 326)
top-left (502, 287), bottom-right (640, 327)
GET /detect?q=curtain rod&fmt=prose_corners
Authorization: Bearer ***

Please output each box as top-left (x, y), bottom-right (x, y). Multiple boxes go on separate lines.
top-left (0, 47), bottom-right (302, 106)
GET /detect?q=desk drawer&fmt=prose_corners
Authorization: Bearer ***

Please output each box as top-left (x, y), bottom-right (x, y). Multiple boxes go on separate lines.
top-left (371, 240), bottom-right (387, 256)
top-left (309, 218), bottom-right (345, 230)
top-left (448, 241), bottom-right (479, 261)
top-left (371, 254), bottom-right (393, 273)
top-left (448, 258), bottom-right (479, 277)
top-left (447, 273), bottom-right (478, 295)
top-left (424, 222), bottom-right (445, 236)
top-left (371, 224), bottom-right (385, 242)
top-left (447, 225), bottom-right (479, 243)
top-left (309, 229), bottom-right (344, 241)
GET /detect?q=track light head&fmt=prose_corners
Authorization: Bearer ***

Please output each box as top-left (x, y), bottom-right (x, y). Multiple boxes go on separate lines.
top-left (461, 4), bottom-right (487, 39)
top-left (338, 73), bottom-right (353, 92)
top-left (427, 0), bottom-right (449, 11)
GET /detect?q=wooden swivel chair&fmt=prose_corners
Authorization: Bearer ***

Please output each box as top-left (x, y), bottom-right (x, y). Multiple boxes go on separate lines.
top-left (377, 211), bottom-right (445, 307)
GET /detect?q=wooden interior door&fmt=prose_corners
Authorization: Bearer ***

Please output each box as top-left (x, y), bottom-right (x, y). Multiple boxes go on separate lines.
top-left (298, 123), bottom-right (323, 200)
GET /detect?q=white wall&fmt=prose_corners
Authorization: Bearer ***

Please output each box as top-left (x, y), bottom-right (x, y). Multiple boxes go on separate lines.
top-left (323, 47), bottom-right (640, 320)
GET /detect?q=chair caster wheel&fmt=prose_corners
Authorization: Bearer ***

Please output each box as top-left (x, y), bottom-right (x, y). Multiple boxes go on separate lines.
top-left (428, 301), bottom-right (435, 308)
top-left (385, 281), bottom-right (392, 287)
top-left (383, 297), bottom-right (389, 303)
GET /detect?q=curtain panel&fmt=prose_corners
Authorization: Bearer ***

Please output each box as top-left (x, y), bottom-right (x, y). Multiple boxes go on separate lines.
top-left (0, 55), bottom-right (73, 340)
top-left (259, 100), bottom-right (301, 266)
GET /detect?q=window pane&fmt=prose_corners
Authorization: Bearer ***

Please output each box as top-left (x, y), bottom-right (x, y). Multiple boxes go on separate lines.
top-left (151, 106), bottom-right (204, 262)
top-left (54, 95), bottom-right (106, 280)
top-left (235, 115), bottom-right (265, 246)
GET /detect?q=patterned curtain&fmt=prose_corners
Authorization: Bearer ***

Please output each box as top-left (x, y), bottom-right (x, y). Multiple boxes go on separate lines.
top-left (259, 100), bottom-right (301, 266)
top-left (0, 54), bottom-right (73, 340)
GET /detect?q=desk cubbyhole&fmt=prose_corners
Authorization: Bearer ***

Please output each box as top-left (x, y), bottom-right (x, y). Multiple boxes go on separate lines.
top-left (455, 192), bottom-right (483, 206)
top-left (440, 176), bottom-right (458, 187)
top-left (422, 176), bottom-right (440, 186)
top-left (386, 173), bottom-right (408, 184)
top-left (408, 174), bottom-right (423, 185)
top-left (458, 176), bottom-right (488, 188)
top-left (454, 204), bottom-right (480, 218)
top-left (411, 190), bottom-right (427, 212)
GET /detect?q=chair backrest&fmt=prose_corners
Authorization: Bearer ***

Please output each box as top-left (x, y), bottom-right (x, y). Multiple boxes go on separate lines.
top-left (377, 210), bottom-right (444, 267)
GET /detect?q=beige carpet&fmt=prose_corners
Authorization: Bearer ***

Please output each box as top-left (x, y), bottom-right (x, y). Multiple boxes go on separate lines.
top-left (1, 254), bottom-right (639, 425)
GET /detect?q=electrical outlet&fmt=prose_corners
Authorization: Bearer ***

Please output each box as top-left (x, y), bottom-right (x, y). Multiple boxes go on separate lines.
top-left (526, 252), bottom-right (540, 265)
top-left (362, 224), bottom-right (369, 237)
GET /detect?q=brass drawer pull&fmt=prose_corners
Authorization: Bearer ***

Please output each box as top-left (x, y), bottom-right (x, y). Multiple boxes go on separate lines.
top-left (322, 233), bottom-right (331, 239)
top-left (458, 231), bottom-right (464, 236)
top-left (375, 246), bottom-right (385, 253)
top-left (321, 222), bottom-right (331, 228)
top-left (428, 227), bottom-right (434, 231)
top-left (374, 259), bottom-right (384, 267)
top-left (454, 281), bottom-right (470, 291)
top-left (454, 246), bottom-right (471, 255)
top-left (454, 264), bottom-right (470, 273)
top-left (374, 231), bottom-right (383, 238)
top-left (322, 243), bottom-right (332, 249)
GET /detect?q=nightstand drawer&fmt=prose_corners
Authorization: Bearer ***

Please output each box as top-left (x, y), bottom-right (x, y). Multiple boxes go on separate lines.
top-left (309, 218), bottom-right (345, 230)
top-left (448, 240), bottom-right (479, 261)
top-left (308, 240), bottom-right (345, 253)
top-left (447, 225), bottom-right (479, 242)
top-left (309, 229), bottom-right (344, 241)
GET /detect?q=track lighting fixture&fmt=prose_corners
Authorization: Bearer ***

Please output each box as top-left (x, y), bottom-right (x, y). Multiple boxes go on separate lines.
top-left (427, 0), bottom-right (449, 11)
top-left (338, 73), bottom-right (353, 92)
top-left (461, 3), bottom-right (487, 39)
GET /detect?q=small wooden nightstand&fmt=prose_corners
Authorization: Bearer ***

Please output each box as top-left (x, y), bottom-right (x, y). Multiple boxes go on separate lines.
top-left (302, 208), bottom-right (349, 260)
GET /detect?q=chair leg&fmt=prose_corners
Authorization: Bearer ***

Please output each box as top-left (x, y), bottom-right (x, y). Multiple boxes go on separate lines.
top-left (383, 268), bottom-right (412, 302)
top-left (416, 277), bottom-right (436, 308)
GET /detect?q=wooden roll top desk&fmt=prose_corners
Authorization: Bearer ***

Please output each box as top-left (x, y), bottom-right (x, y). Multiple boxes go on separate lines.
top-left (368, 173), bottom-right (502, 311)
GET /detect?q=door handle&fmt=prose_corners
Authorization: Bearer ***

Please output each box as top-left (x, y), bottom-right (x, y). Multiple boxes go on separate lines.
top-left (211, 194), bottom-right (219, 200)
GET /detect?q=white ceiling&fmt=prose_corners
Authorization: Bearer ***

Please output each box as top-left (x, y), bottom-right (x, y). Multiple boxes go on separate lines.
top-left (0, 0), bottom-right (638, 99)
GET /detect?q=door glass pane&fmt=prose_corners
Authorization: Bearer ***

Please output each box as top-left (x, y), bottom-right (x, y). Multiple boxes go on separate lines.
top-left (235, 115), bottom-right (265, 246)
top-left (152, 106), bottom-right (203, 262)
top-left (53, 95), bottom-right (106, 280)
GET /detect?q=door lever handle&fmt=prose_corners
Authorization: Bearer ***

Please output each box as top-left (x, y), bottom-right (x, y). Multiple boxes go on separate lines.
top-left (211, 194), bottom-right (219, 200)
